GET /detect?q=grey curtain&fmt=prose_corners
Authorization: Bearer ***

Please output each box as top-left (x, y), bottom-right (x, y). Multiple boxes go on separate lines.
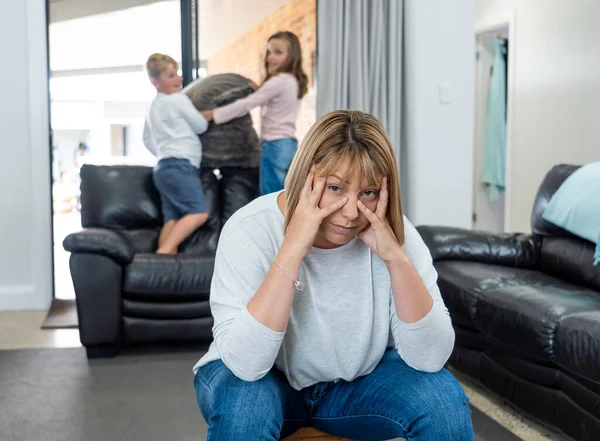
top-left (316, 0), bottom-right (403, 162)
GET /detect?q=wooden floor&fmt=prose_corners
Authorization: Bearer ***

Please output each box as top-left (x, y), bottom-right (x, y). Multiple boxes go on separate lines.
top-left (283, 427), bottom-right (351, 440)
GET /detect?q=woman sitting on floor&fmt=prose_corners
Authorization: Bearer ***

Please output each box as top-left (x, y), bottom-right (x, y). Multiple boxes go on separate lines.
top-left (193, 110), bottom-right (474, 441)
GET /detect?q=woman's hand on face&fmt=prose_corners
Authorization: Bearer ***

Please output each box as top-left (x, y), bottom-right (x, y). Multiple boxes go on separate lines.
top-left (357, 177), bottom-right (405, 264)
top-left (282, 168), bottom-right (349, 259)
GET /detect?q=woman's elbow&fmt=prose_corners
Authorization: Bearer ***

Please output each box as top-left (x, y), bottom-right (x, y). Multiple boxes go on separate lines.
top-left (221, 358), bottom-right (269, 382)
top-left (404, 350), bottom-right (452, 373)
top-left (402, 332), bottom-right (455, 373)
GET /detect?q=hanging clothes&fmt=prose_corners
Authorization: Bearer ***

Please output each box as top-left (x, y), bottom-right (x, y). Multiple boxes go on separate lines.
top-left (482, 37), bottom-right (507, 201)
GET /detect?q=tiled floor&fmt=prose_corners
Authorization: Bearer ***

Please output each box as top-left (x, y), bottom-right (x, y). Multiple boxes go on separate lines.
top-left (0, 310), bottom-right (567, 441)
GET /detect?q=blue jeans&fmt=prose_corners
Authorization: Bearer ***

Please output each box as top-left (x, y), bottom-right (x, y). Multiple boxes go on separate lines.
top-left (153, 158), bottom-right (208, 222)
top-left (260, 138), bottom-right (298, 195)
top-left (195, 349), bottom-right (474, 440)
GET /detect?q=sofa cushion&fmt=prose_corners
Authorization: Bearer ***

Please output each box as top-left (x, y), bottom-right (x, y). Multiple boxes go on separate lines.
top-left (123, 299), bottom-right (211, 320)
top-left (474, 276), bottom-right (600, 363)
top-left (435, 261), bottom-right (542, 330)
top-left (123, 253), bottom-right (214, 301)
top-left (123, 316), bottom-right (214, 343)
top-left (436, 261), bottom-right (600, 364)
top-left (539, 237), bottom-right (600, 291)
top-left (80, 165), bottom-right (162, 229)
top-left (555, 310), bottom-right (600, 382)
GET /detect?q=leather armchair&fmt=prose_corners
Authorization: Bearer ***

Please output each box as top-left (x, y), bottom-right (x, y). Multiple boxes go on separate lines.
top-left (64, 164), bottom-right (259, 358)
top-left (417, 165), bottom-right (600, 441)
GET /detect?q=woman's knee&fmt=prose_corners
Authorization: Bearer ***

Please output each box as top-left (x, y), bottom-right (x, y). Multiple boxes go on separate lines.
top-left (195, 362), bottom-right (285, 438)
top-left (414, 370), bottom-right (474, 440)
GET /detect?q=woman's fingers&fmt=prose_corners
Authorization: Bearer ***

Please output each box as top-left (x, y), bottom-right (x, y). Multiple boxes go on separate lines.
top-left (375, 176), bottom-right (389, 218)
top-left (309, 176), bottom-right (327, 206)
top-left (320, 196), bottom-right (348, 218)
top-left (301, 170), bottom-right (314, 201)
top-left (358, 200), bottom-right (379, 225)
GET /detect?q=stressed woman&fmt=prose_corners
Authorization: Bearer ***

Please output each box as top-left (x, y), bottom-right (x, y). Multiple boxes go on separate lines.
top-left (193, 110), bottom-right (474, 441)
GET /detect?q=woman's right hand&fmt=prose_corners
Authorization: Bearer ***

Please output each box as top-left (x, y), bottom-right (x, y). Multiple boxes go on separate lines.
top-left (280, 169), bottom-right (348, 259)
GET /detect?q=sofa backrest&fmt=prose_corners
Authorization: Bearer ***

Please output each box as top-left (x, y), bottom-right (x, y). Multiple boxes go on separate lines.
top-left (530, 164), bottom-right (580, 236)
top-left (530, 164), bottom-right (600, 291)
top-left (79, 165), bottom-right (221, 253)
top-left (539, 237), bottom-right (600, 291)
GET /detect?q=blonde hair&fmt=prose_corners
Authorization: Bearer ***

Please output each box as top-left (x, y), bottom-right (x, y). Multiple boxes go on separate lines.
top-left (146, 53), bottom-right (177, 79)
top-left (263, 31), bottom-right (308, 99)
top-left (284, 110), bottom-right (405, 245)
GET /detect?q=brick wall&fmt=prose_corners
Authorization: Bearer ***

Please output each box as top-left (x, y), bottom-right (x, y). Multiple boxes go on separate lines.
top-left (206, 0), bottom-right (316, 143)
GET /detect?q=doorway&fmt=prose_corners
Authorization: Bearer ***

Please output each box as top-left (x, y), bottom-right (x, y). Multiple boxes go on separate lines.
top-left (47, 1), bottom-right (181, 308)
top-left (473, 16), bottom-right (513, 234)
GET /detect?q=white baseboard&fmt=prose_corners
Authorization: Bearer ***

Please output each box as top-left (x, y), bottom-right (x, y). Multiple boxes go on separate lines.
top-left (0, 284), bottom-right (51, 311)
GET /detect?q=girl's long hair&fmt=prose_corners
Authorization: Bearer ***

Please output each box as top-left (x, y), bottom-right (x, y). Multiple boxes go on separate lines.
top-left (263, 31), bottom-right (308, 99)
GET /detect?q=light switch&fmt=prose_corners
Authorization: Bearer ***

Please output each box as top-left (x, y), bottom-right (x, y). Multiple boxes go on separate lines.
top-left (439, 83), bottom-right (453, 104)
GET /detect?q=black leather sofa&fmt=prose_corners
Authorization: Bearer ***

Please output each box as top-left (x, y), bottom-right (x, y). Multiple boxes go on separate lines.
top-left (417, 165), bottom-right (600, 441)
top-left (63, 164), bottom-right (259, 358)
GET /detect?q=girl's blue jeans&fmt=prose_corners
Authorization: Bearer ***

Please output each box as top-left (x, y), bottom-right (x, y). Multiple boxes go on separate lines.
top-left (260, 138), bottom-right (298, 195)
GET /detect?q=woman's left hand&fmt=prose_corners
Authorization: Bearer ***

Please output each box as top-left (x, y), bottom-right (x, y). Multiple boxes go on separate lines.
top-left (357, 177), bottom-right (405, 264)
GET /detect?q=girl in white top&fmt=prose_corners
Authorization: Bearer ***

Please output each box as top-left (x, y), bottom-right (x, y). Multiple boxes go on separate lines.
top-left (194, 111), bottom-right (474, 440)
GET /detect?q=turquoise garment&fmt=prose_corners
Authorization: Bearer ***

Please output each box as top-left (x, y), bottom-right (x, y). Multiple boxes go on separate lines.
top-left (482, 38), bottom-right (507, 201)
top-left (542, 162), bottom-right (600, 265)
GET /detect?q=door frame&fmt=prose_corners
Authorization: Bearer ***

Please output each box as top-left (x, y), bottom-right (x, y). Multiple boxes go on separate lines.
top-left (473, 9), bottom-right (516, 232)
top-left (45, 0), bottom-right (197, 303)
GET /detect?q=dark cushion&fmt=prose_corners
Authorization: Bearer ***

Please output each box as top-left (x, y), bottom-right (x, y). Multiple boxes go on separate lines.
top-left (123, 316), bottom-right (214, 344)
top-left (218, 166), bottom-right (260, 223)
top-left (555, 310), bottom-right (600, 382)
top-left (121, 229), bottom-right (159, 254)
top-left (79, 166), bottom-right (221, 247)
top-left (530, 164), bottom-right (580, 236)
top-left (539, 236), bottom-right (600, 291)
top-left (123, 253), bottom-right (214, 301)
top-left (183, 73), bottom-right (261, 168)
top-left (436, 261), bottom-right (544, 330)
top-left (436, 260), bottom-right (600, 364)
top-left (122, 299), bottom-right (211, 320)
top-left (80, 165), bottom-right (161, 230)
top-left (474, 275), bottom-right (600, 363)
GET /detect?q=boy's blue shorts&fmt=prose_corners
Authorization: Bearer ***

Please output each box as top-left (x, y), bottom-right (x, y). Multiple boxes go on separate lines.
top-left (153, 158), bottom-right (208, 222)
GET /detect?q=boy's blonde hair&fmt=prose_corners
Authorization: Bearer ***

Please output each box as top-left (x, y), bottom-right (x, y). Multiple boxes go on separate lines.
top-left (284, 110), bottom-right (405, 245)
top-left (146, 53), bottom-right (177, 79)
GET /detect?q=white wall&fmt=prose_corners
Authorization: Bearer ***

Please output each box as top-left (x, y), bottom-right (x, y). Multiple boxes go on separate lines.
top-left (125, 122), bottom-right (156, 162)
top-left (0, 0), bottom-right (52, 310)
top-left (477, 0), bottom-right (600, 233)
top-left (402, 0), bottom-right (476, 229)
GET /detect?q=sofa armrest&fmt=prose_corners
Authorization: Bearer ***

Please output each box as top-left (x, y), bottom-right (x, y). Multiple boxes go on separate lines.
top-left (63, 228), bottom-right (135, 264)
top-left (70, 253), bottom-right (123, 355)
top-left (416, 225), bottom-right (541, 268)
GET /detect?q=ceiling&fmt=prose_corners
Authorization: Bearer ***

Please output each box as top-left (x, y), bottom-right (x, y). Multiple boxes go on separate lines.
top-left (49, 0), bottom-right (290, 59)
